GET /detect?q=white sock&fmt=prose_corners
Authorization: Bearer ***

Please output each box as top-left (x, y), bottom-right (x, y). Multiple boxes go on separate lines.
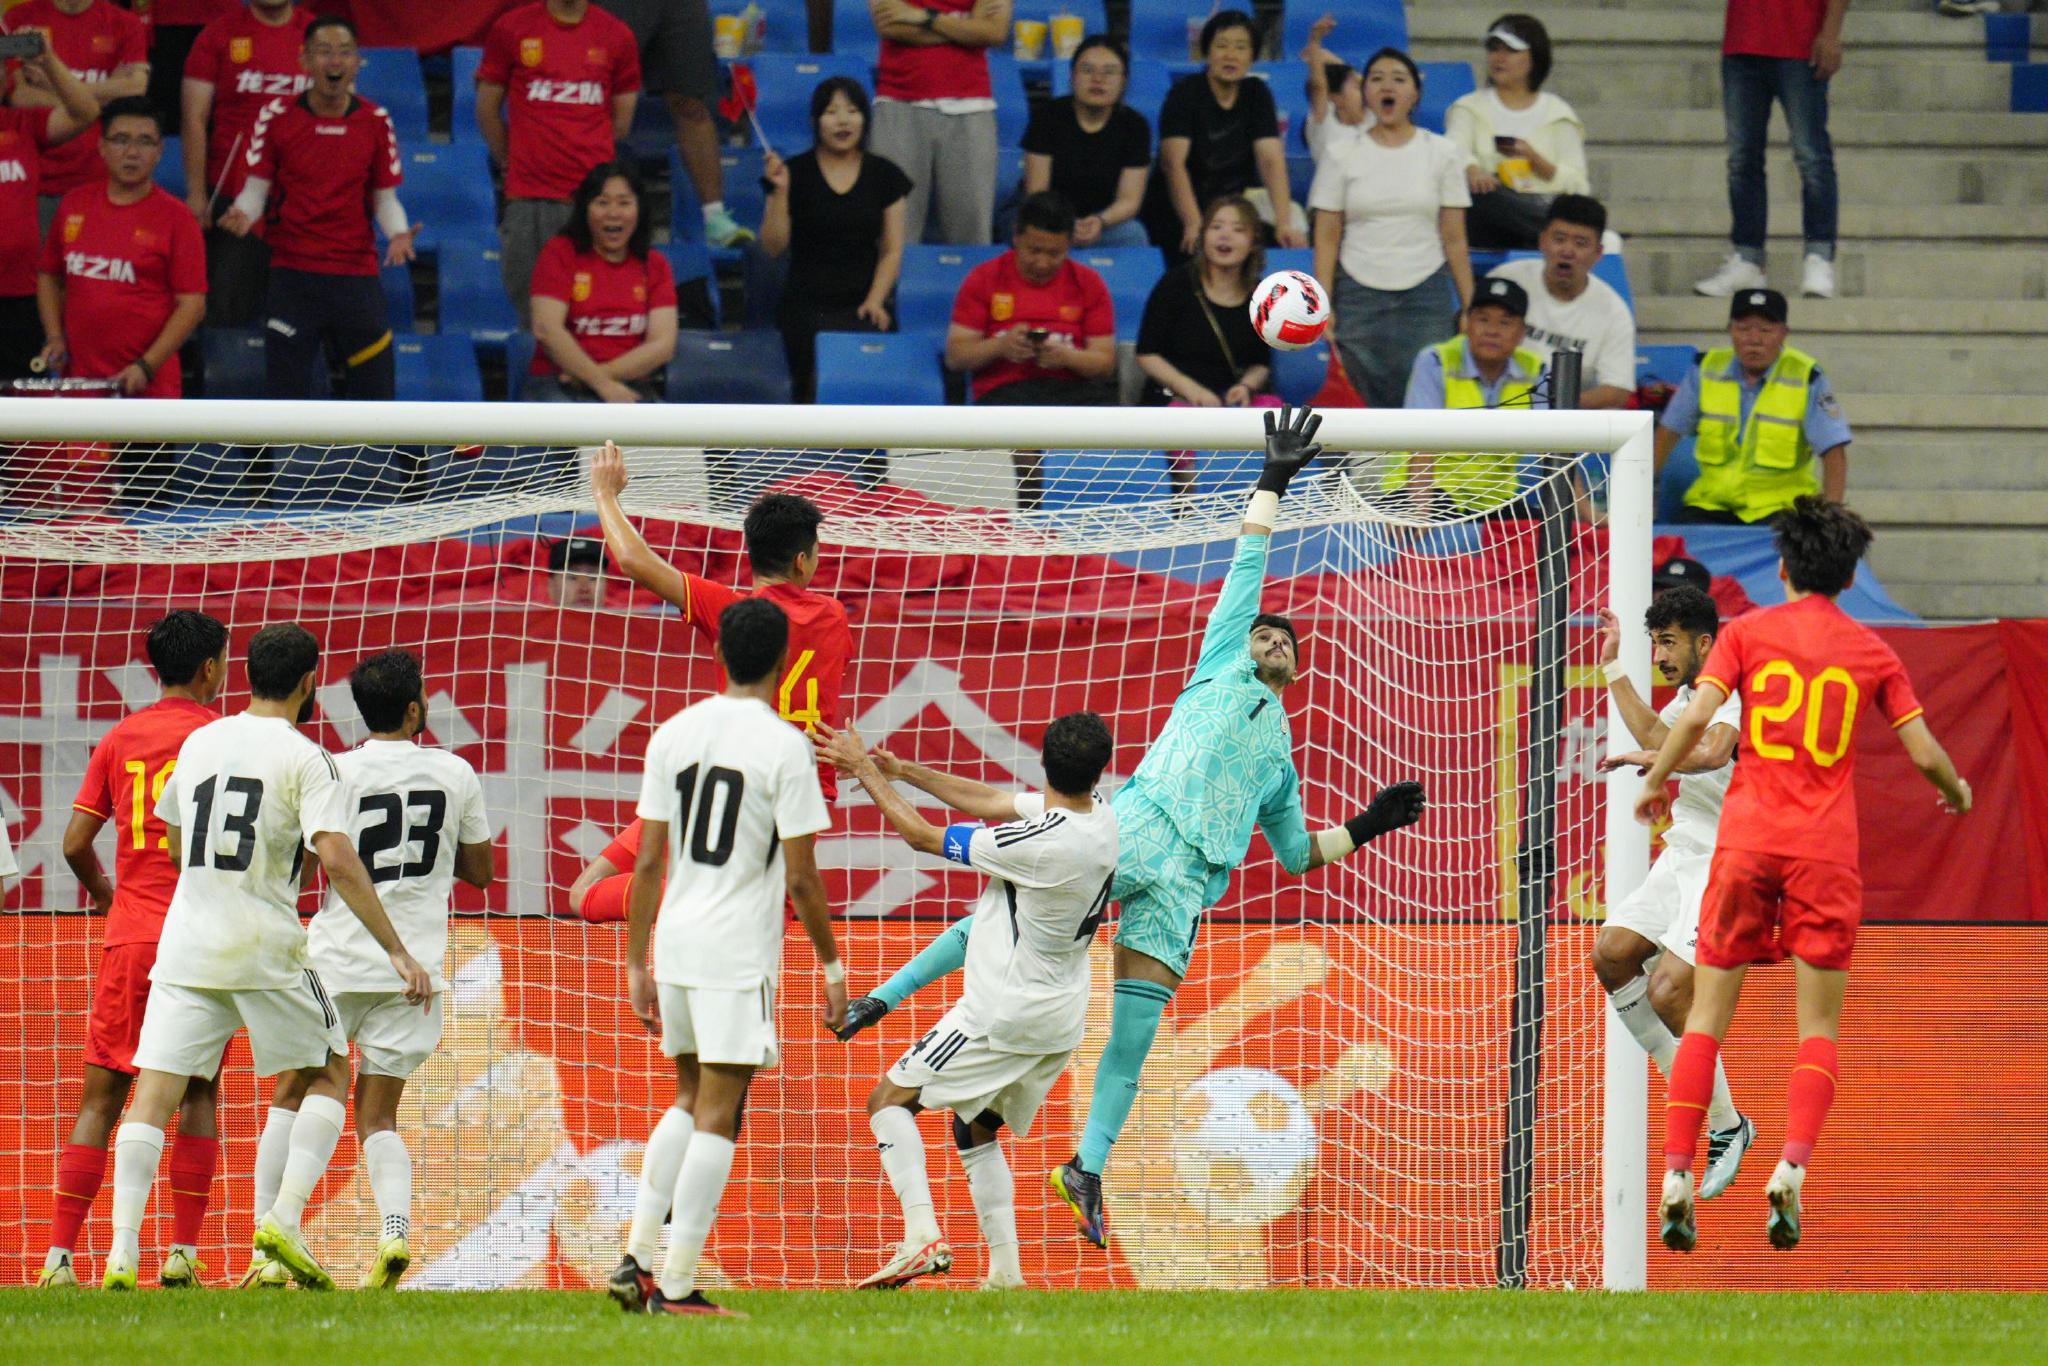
top-left (253, 1105), bottom-right (298, 1230)
top-left (110, 1121), bottom-right (165, 1269)
top-left (362, 1130), bottom-right (411, 1243)
top-left (958, 1141), bottom-right (1020, 1282)
top-left (43, 1248), bottom-right (69, 1271)
top-left (701, 199), bottom-right (726, 222)
top-left (271, 1094), bottom-right (345, 1227)
top-left (1610, 975), bottom-right (1677, 1072)
top-left (869, 1107), bottom-right (940, 1246)
top-left (627, 1107), bottom-right (694, 1267)
top-left (1708, 1059), bottom-right (1740, 1133)
top-left (659, 1132), bottom-right (735, 1299)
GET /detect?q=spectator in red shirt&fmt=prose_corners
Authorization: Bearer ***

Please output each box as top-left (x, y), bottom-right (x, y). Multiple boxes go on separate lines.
top-left (596, 0), bottom-right (751, 249)
top-left (218, 15), bottom-right (415, 401)
top-left (869, 0), bottom-right (1011, 246)
top-left (35, 96), bottom-right (205, 398)
top-left (0, 41), bottom-right (99, 384)
top-left (527, 160), bottom-right (677, 403)
top-left (4, 0), bottom-right (148, 231)
top-left (477, 0), bottom-right (641, 327)
top-left (178, 0), bottom-right (308, 326)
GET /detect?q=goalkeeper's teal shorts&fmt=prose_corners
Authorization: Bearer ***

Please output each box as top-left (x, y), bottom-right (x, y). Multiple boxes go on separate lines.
top-left (1109, 788), bottom-right (1231, 979)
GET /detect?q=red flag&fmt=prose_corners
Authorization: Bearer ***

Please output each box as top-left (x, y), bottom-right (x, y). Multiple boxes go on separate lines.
top-left (719, 64), bottom-right (759, 123)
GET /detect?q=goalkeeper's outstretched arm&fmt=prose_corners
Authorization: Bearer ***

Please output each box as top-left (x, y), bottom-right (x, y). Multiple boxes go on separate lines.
top-left (590, 440), bottom-right (692, 609)
top-left (1192, 406), bottom-right (1327, 678)
top-left (1261, 772), bottom-right (1429, 874)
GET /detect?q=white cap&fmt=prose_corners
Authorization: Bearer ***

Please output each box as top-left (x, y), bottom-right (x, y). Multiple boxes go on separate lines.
top-left (1485, 25), bottom-right (1531, 51)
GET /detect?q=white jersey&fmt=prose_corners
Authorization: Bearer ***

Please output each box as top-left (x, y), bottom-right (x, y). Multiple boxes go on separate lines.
top-left (151, 712), bottom-right (353, 990)
top-left (1661, 683), bottom-right (1742, 855)
top-left (305, 738), bottom-right (491, 993)
top-left (637, 693), bottom-right (830, 990)
top-left (940, 791), bottom-right (1119, 1055)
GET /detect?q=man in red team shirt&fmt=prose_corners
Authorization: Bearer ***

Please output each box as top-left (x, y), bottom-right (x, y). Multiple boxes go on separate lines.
top-left (38, 610), bottom-right (230, 1289)
top-left (476, 0), bottom-right (640, 325)
top-left (217, 15), bottom-right (415, 401)
top-left (179, 0), bottom-right (307, 326)
top-left (1635, 497), bottom-right (1971, 1254)
top-left (3, 0), bottom-right (148, 229)
top-left (36, 96), bottom-right (206, 397)
top-left (0, 40), bottom-right (99, 383)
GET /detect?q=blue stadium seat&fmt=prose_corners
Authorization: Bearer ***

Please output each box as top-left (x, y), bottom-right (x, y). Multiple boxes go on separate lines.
top-left (272, 445), bottom-right (407, 507)
top-left (1271, 338), bottom-right (1334, 406)
top-left (662, 239), bottom-right (720, 326)
top-left (423, 443), bottom-right (573, 501)
top-left (1281, 1), bottom-right (1407, 63)
top-left (1253, 62), bottom-right (1309, 153)
top-left (202, 328), bottom-right (268, 399)
top-left (667, 330), bottom-right (792, 404)
top-left (503, 330), bottom-right (535, 401)
top-left (450, 46), bottom-right (484, 145)
top-left (438, 236), bottom-right (520, 347)
top-left (895, 244), bottom-right (1005, 334)
top-left (987, 51), bottom-right (1028, 148)
top-left (1039, 449), bottom-right (1173, 509)
top-left (356, 47), bottom-right (431, 145)
top-left (832, 0), bottom-right (879, 63)
top-left (815, 330), bottom-right (945, 405)
top-left (1127, 0), bottom-right (1201, 65)
top-left (155, 135), bottom-right (186, 200)
top-left (1637, 343), bottom-right (1697, 388)
top-left (671, 148), bottom-right (767, 259)
top-left (395, 334), bottom-right (485, 402)
top-left (1417, 60), bottom-right (1477, 135)
top-left (1068, 248), bottom-right (1162, 335)
top-left (402, 145), bottom-right (498, 254)
top-left (748, 54), bottom-right (871, 151)
top-left (381, 262), bottom-right (415, 334)
top-left (1265, 246), bottom-right (1314, 278)
top-left (163, 442), bottom-right (259, 507)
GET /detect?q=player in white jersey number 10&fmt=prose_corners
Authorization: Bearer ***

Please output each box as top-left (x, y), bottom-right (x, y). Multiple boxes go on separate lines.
top-left (817, 712), bottom-right (1119, 1292)
top-left (103, 625), bottom-right (432, 1293)
top-left (1593, 587), bottom-right (1754, 1207)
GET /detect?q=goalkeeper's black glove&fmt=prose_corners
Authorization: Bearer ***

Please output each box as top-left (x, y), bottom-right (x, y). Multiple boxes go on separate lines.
top-left (833, 994), bottom-right (890, 1042)
top-left (1258, 403), bottom-right (1324, 495)
top-left (1346, 781), bottom-right (1427, 846)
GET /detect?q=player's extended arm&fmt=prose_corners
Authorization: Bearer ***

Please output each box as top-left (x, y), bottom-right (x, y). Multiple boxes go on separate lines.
top-left (311, 829), bottom-right (432, 1004)
top-left (589, 439), bottom-right (692, 609)
top-left (1895, 717), bottom-right (1972, 814)
top-left (61, 810), bottom-right (113, 914)
top-left (879, 751), bottom-right (1021, 824)
top-left (455, 840), bottom-right (495, 890)
top-left (1190, 406), bottom-right (1325, 679)
top-left (1302, 782), bottom-right (1429, 871)
top-left (819, 725), bottom-right (948, 854)
top-left (784, 833), bottom-right (847, 1031)
top-left (1632, 683), bottom-right (1723, 824)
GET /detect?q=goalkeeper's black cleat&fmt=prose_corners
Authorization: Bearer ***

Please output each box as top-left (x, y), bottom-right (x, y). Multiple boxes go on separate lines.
top-left (1050, 1157), bottom-right (1107, 1249)
top-left (1348, 781), bottom-right (1427, 847)
top-left (1257, 404), bottom-right (1325, 493)
top-left (834, 994), bottom-right (890, 1042)
top-left (607, 1254), bottom-right (653, 1313)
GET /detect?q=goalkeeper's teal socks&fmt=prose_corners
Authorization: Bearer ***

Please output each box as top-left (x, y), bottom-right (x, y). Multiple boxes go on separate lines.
top-left (874, 915), bottom-right (975, 1010)
top-left (1077, 978), bottom-right (1175, 1174)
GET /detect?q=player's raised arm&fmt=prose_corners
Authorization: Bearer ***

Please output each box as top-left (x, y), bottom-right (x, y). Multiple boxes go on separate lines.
top-left (590, 440), bottom-right (693, 610)
top-left (820, 726), bottom-right (1022, 825)
top-left (1633, 681), bottom-right (1727, 826)
top-left (1895, 717), bottom-right (1972, 814)
top-left (819, 724), bottom-right (949, 854)
top-left (1191, 406), bottom-right (1325, 679)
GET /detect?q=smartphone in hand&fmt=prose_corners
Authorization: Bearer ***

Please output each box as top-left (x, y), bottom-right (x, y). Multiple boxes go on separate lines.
top-left (0, 32), bottom-right (48, 60)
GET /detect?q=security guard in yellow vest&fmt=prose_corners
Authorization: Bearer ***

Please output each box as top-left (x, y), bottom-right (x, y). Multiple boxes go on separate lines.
top-left (1396, 275), bottom-right (1550, 515)
top-left (1654, 288), bottom-right (1851, 524)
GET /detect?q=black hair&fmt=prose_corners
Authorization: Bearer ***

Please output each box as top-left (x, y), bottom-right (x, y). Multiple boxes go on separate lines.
top-left (1199, 9), bottom-right (1259, 57)
top-left (1070, 34), bottom-right (1127, 80)
top-left (1362, 47), bottom-right (1423, 100)
top-left (350, 650), bottom-right (424, 734)
top-left (718, 598), bottom-right (789, 687)
top-left (304, 14), bottom-right (358, 46)
top-left (549, 537), bottom-right (605, 573)
top-left (1486, 14), bottom-right (1553, 90)
top-left (743, 492), bottom-right (824, 577)
top-left (247, 623), bottom-right (319, 701)
top-left (1644, 586), bottom-right (1719, 641)
top-left (1775, 496), bottom-right (1874, 597)
top-left (809, 75), bottom-right (871, 148)
top-left (1544, 193), bottom-right (1607, 237)
top-left (1016, 189), bottom-right (1076, 238)
top-left (560, 160), bottom-right (650, 260)
top-left (146, 610), bottom-right (228, 686)
top-left (1041, 711), bottom-right (1113, 797)
top-left (1252, 611), bottom-right (1299, 659)
top-left (98, 95), bottom-right (164, 136)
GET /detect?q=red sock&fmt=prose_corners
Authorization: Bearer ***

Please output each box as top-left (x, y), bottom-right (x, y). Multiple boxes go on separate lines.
top-left (168, 1133), bottom-right (220, 1247)
top-left (51, 1142), bottom-right (108, 1253)
top-left (580, 872), bottom-right (634, 924)
top-left (1782, 1035), bottom-right (1839, 1168)
top-left (1663, 1032), bottom-right (1720, 1172)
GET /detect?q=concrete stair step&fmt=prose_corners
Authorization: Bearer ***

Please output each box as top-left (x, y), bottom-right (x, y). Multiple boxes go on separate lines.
top-left (1850, 490), bottom-right (2048, 527)
top-left (1849, 439), bottom-right (2048, 491)
top-left (1636, 296), bottom-right (2048, 333)
top-left (1845, 394), bottom-right (2048, 429)
top-left (1405, 5), bottom-right (1999, 49)
top-left (1630, 243), bottom-right (2042, 299)
top-left (1859, 577), bottom-right (2042, 621)
top-left (1590, 149), bottom-right (2048, 206)
top-left (1559, 0), bottom-right (1940, 10)
top-left (1870, 530), bottom-right (2048, 587)
top-left (1537, 60), bottom-right (2011, 112)
top-left (1608, 201), bottom-right (2048, 243)
top-left (1592, 109), bottom-right (2048, 150)
top-left (1636, 333), bottom-right (2048, 393)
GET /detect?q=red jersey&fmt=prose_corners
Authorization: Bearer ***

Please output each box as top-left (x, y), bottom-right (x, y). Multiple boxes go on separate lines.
top-left (528, 236), bottom-right (675, 375)
top-left (243, 93), bottom-right (403, 276)
top-left (950, 250), bottom-right (1115, 400)
top-left (877, 0), bottom-right (991, 101)
top-left (39, 183), bottom-right (207, 397)
top-left (478, 1), bottom-right (641, 202)
top-left (0, 107), bottom-right (55, 297)
top-left (183, 5), bottom-right (312, 204)
top-left (1724, 0), bottom-right (1828, 59)
top-left (3, 0), bottom-right (147, 196)
top-left (146, 0), bottom-right (241, 27)
top-left (1697, 594), bottom-right (1925, 867)
top-left (71, 696), bottom-right (218, 947)
top-left (679, 576), bottom-right (852, 802)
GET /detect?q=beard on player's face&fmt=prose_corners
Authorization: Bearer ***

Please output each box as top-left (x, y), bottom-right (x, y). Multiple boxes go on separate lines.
top-left (1250, 629), bottom-right (1297, 684)
top-left (296, 693), bottom-right (317, 725)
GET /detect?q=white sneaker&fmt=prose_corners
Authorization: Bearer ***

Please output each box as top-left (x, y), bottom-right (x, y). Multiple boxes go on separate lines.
top-left (1694, 254), bottom-right (1767, 297)
top-left (856, 1238), bottom-right (953, 1289)
top-left (1800, 254), bottom-right (1836, 298)
top-left (980, 1267), bottom-right (1027, 1290)
top-left (35, 1254), bottom-right (78, 1288)
top-left (1766, 1160), bottom-right (1805, 1250)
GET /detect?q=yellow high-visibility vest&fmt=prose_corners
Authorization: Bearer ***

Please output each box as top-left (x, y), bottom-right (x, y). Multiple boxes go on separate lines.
top-left (1685, 344), bottom-right (1820, 522)
top-left (1386, 338), bottom-right (1545, 514)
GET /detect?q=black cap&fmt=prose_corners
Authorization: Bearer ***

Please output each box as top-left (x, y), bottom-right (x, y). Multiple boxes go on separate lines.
top-left (549, 536), bottom-right (605, 573)
top-left (1471, 275), bottom-right (1529, 319)
top-left (1653, 555), bottom-right (1712, 596)
top-left (1728, 288), bottom-right (1788, 324)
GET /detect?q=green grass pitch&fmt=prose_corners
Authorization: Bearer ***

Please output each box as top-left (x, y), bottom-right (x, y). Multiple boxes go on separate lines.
top-left (7, 1288), bottom-right (2047, 1364)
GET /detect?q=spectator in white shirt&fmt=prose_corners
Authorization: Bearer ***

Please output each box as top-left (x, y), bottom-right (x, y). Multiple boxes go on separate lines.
top-left (1486, 194), bottom-right (1636, 409)
top-left (1299, 14), bottom-right (1365, 166)
top-left (1444, 14), bottom-right (1590, 250)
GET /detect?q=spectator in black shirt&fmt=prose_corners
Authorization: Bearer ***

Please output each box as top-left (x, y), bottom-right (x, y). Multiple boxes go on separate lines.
top-left (761, 76), bottom-right (912, 403)
top-left (1021, 34), bottom-right (1150, 249)
top-left (1149, 9), bottom-right (1304, 258)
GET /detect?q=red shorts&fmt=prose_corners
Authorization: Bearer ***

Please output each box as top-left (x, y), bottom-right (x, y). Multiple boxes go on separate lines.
top-left (83, 940), bottom-right (158, 1075)
top-left (1698, 846), bottom-right (1862, 971)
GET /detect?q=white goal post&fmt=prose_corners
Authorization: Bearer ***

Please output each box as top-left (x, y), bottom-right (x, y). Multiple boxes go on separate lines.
top-left (0, 398), bottom-right (1652, 1291)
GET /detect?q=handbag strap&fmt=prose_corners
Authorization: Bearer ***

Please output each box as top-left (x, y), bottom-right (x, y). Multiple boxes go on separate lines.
top-left (1190, 265), bottom-right (1242, 378)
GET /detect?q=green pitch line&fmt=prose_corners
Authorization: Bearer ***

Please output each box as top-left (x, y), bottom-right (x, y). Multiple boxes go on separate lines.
top-left (5, 1288), bottom-right (2045, 1364)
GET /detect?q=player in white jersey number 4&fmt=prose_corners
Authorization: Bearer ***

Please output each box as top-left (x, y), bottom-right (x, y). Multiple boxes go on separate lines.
top-left (253, 651), bottom-right (494, 1291)
top-left (104, 625), bottom-right (432, 1293)
top-left (818, 712), bottom-right (1118, 1292)
top-left (614, 599), bottom-right (845, 1320)
top-left (1594, 587), bottom-right (1754, 1202)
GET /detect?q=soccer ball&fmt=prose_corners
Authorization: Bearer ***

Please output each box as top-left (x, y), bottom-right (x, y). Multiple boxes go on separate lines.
top-left (1172, 1066), bottom-right (1319, 1225)
top-left (1248, 270), bottom-right (1331, 351)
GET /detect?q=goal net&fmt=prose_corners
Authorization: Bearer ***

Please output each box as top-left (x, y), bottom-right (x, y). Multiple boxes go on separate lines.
top-left (0, 399), bottom-right (1653, 1292)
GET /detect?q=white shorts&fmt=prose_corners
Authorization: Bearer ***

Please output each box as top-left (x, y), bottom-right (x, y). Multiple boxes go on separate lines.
top-left (336, 990), bottom-right (443, 1079)
top-left (133, 970), bottom-right (349, 1078)
top-left (885, 1003), bottom-right (1071, 1139)
top-left (1606, 844), bottom-right (1711, 965)
top-left (659, 980), bottom-right (778, 1068)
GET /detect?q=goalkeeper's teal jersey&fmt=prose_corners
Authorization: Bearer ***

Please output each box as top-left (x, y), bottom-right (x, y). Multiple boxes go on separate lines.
top-left (1119, 533), bottom-right (1312, 877)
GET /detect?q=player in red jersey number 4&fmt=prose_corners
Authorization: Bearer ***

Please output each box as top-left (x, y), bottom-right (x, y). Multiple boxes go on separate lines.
top-left (1633, 497), bottom-right (1970, 1254)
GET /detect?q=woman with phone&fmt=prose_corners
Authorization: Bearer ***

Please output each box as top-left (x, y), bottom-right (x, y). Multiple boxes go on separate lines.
top-left (1444, 14), bottom-right (1591, 250)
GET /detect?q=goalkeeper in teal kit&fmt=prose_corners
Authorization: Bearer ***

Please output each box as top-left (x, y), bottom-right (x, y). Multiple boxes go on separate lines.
top-left (830, 407), bottom-right (1427, 1246)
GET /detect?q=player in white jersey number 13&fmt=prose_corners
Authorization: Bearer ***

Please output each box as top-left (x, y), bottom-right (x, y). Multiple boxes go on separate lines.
top-left (103, 625), bottom-right (431, 1294)
top-left (1594, 587), bottom-right (1754, 1202)
top-left (817, 711), bottom-right (1118, 1292)
top-left (614, 598), bottom-right (845, 1320)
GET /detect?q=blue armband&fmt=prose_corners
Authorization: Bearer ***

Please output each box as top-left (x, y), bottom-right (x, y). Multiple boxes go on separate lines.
top-left (942, 823), bottom-right (980, 866)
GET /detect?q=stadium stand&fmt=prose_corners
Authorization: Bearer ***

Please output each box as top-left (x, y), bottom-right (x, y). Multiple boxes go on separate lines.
top-left (355, 47), bottom-right (431, 146)
top-left (815, 331), bottom-right (946, 406)
top-left (667, 330), bottom-right (793, 405)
